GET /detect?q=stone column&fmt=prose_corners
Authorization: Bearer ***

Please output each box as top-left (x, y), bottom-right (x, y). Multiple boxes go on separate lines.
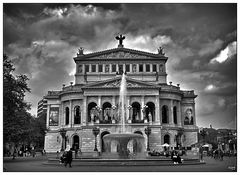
top-left (61, 103), bottom-right (64, 126)
top-left (155, 96), bottom-right (160, 124)
top-left (150, 64), bottom-right (153, 72)
top-left (103, 64), bottom-right (105, 73)
top-left (141, 96), bottom-right (144, 120)
top-left (46, 104), bottom-right (50, 128)
top-left (193, 103), bottom-right (196, 125)
top-left (169, 100), bottom-right (173, 124)
top-left (109, 64), bottom-right (112, 73)
top-left (126, 96), bottom-right (130, 120)
top-left (98, 96), bottom-right (102, 120)
top-left (83, 96), bottom-right (87, 125)
top-left (123, 64), bottom-right (126, 73)
top-left (130, 64), bottom-right (133, 73)
top-left (70, 100), bottom-right (73, 127)
top-left (96, 64), bottom-right (99, 72)
top-left (143, 63), bottom-right (146, 72)
top-left (116, 64), bottom-right (119, 73)
top-left (177, 101), bottom-right (182, 127)
top-left (112, 96), bottom-right (116, 120)
top-left (89, 64), bottom-right (92, 72)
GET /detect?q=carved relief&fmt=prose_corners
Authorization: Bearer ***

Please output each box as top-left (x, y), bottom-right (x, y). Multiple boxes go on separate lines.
top-left (102, 80), bottom-right (140, 87)
top-left (95, 52), bottom-right (152, 59)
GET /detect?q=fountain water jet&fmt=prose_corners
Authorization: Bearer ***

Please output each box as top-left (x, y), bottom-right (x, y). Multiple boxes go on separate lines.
top-left (119, 73), bottom-right (127, 133)
top-left (102, 73), bottom-right (146, 159)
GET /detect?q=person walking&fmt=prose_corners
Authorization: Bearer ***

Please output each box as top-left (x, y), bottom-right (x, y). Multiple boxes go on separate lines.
top-left (66, 148), bottom-right (73, 168)
top-left (199, 146), bottom-right (204, 162)
top-left (64, 146), bottom-right (73, 168)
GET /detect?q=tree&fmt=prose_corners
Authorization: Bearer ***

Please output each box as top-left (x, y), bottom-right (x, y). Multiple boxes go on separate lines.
top-left (3, 54), bottom-right (31, 145)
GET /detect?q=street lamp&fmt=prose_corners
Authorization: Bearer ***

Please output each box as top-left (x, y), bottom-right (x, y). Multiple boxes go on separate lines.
top-left (92, 127), bottom-right (100, 151)
top-left (144, 127), bottom-right (151, 151)
top-left (59, 128), bottom-right (67, 151)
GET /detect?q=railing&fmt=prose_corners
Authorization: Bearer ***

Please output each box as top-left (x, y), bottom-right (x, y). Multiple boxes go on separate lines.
top-left (62, 84), bottom-right (83, 91)
top-left (182, 90), bottom-right (195, 96)
top-left (47, 91), bottom-right (61, 96)
top-left (160, 84), bottom-right (180, 91)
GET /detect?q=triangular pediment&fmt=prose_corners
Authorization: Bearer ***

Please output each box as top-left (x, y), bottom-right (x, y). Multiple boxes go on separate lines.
top-left (74, 47), bottom-right (167, 61)
top-left (82, 77), bottom-right (160, 89)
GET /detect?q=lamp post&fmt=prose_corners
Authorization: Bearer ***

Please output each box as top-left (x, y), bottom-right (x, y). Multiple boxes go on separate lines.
top-left (144, 127), bottom-right (151, 151)
top-left (59, 128), bottom-right (67, 151)
top-left (92, 127), bottom-right (100, 151)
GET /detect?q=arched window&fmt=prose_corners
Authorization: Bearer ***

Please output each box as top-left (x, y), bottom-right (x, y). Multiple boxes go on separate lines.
top-left (146, 102), bottom-right (155, 122)
top-left (132, 102), bottom-right (141, 123)
top-left (88, 102), bottom-right (97, 122)
top-left (162, 105), bottom-right (169, 124)
top-left (164, 134), bottom-right (170, 144)
top-left (65, 107), bottom-right (69, 125)
top-left (102, 102), bottom-right (112, 123)
top-left (74, 106), bottom-right (81, 124)
top-left (173, 106), bottom-right (177, 124)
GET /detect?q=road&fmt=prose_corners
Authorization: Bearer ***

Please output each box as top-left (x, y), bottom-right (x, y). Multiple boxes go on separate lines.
top-left (3, 156), bottom-right (237, 172)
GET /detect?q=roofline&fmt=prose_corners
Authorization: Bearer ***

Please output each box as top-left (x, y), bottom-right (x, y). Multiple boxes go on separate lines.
top-left (73, 47), bottom-right (168, 62)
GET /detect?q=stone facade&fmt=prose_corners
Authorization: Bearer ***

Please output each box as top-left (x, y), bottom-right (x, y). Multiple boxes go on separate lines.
top-left (44, 42), bottom-right (198, 153)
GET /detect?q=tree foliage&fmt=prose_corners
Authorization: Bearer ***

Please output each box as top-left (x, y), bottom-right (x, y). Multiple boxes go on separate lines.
top-left (3, 54), bottom-right (32, 144)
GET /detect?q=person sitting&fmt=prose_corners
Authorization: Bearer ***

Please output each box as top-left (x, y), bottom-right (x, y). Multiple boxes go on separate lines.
top-left (172, 151), bottom-right (178, 164)
top-left (60, 151), bottom-right (67, 164)
top-left (176, 153), bottom-right (182, 164)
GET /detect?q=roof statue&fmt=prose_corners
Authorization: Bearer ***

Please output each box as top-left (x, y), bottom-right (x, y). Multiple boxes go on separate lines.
top-left (77, 47), bottom-right (84, 56)
top-left (115, 34), bottom-right (125, 48)
top-left (158, 47), bottom-right (165, 56)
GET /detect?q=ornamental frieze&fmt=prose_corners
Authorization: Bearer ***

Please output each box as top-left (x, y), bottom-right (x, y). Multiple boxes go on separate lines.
top-left (103, 80), bottom-right (140, 87)
top-left (94, 52), bottom-right (152, 59)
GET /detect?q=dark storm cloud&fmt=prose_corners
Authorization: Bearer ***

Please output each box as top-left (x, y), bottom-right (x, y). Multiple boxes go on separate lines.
top-left (3, 3), bottom-right (237, 129)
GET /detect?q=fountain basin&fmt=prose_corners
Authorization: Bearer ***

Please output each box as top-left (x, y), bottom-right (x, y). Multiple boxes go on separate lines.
top-left (102, 133), bottom-right (146, 159)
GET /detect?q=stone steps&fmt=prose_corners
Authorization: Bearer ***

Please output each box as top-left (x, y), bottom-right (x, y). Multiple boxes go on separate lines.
top-left (44, 157), bottom-right (204, 166)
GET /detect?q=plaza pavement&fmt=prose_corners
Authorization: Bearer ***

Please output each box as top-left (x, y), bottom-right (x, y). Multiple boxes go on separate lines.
top-left (3, 155), bottom-right (237, 172)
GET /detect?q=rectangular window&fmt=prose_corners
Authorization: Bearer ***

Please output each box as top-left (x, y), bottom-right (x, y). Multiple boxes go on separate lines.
top-left (98, 64), bottom-right (103, 72)
top-left (118, 64), bottom-right (123, 74)
top-left (85, 65), bottom-right (89, 72)
top-left (126, 64), bottom-right (130, 72)
top-left (153, 64), bottom-right (157, 72)
top-left (132, 64), bottom-right (137, 72)
top-left (91, 64), bottom-right (96, 72)
top-left (112, 64), bottom-right (116, 72)
top-left (139, 64), bottom-right (143, 72)
top-left (146, 64), bottom-right (150, 72)
top-left (105, 64), bottom-right (110, 72)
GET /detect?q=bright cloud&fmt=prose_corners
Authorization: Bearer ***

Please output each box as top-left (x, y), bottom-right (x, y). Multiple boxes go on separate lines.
top-left (210, 41), bottom-right (237, 63)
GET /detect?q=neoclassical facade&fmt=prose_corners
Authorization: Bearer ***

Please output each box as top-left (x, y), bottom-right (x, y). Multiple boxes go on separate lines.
top-left (44, 37), bottom-right (198, 153)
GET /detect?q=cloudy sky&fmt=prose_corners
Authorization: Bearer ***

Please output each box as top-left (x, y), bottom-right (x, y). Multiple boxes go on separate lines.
top-left (3, 3), bottom-right (237, 129)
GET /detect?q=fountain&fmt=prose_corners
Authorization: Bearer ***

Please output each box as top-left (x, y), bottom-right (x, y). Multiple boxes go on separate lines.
top-left (102, 73), bottom-right (146, 159)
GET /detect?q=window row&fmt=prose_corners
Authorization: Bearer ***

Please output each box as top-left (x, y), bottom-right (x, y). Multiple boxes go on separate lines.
top-left (77, 63), bottom-right (165, 74)
top-left (64, 104), bottom-right (194, 125)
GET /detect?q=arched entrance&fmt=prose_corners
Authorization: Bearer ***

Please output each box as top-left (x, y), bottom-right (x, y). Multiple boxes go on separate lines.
top-left (101, 131), bottom-right (110, 152)
top-left (133, 131), bottom-right (143, 152)
top-left (132, 102), bottom-right (141, 123)
top-left (72, 135), bottom-right (79, 150)
top-left (164, 134), bottom-right (170, 144)
top-left (146, 102), bottom-right (155, 122)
